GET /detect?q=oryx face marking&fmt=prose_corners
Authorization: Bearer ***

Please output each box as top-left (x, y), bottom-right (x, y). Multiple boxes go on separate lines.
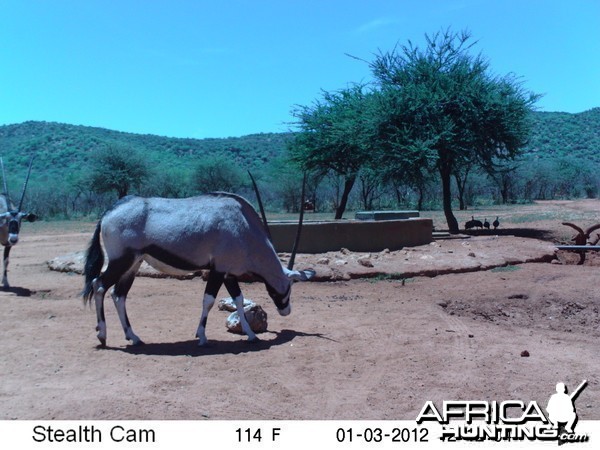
top-left (4, 211), bottom-right (25, 246)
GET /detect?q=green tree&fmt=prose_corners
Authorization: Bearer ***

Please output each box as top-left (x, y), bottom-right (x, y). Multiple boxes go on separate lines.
top-left (372, 85), bottom-right (438, 210)
top-left (88, 144), bottom-right (149, 199)
top-left (140, 167), bottom-right (191, 198)
top-left (192, 153), bottom-right (244, 193)
top-left (370, 29), bottom-right (540, 233)
top-left (289, 84), bottom-right (378, 219)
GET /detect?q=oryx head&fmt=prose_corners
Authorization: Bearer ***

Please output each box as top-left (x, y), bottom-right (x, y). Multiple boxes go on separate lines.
top-left (1, 156), bottom-right (37, 246)
top-left (249, 170), bottom-right (315, 316)
top-left (271, 267), bottom-right (315, 316)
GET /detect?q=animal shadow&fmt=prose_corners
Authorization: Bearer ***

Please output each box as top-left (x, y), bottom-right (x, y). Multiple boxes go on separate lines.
top-left (1, 286), bottom-right (33, 297)
top-left (103, 329), bottom-right (335, 357)
top-left (464, 228), bottom-right (553, 240)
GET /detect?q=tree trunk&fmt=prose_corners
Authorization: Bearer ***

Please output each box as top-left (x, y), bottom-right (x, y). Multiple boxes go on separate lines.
top-left (500, 185), bottom-right (509, 204)
top-left (335, 175), bottom-right (356, 219)
top-left (457, 190), bottom-right (466, 210)
top-left (117, 185), bottom-right (129, 199)
top-left (417, 184), bottom-right (424, 211)
top-left (440, 163), bottom-right (459, 234)
top-left (456, 171), bottom-right (466, 210)
top-left (454, 166), bottom-right (470, 211)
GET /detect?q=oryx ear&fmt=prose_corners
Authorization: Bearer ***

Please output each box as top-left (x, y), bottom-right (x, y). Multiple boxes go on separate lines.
top-left (284, 268), bottom-right (316, 282)
top-left (23, 213), bottom-right (37, 223)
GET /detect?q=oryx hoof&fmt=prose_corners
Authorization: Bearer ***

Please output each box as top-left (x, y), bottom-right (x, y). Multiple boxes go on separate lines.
top-left (97, 337), bottom-right (107, 348)
top-left (196, 336), bottom-right (210, 348)
top-left (246, 336), bottom-right (260, 344)
top-left (130, 339), bottom-right (145, 346)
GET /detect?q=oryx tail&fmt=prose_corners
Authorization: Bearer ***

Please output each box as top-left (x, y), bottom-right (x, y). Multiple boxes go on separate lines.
top-left (82, 221), bottom-right (104, 303)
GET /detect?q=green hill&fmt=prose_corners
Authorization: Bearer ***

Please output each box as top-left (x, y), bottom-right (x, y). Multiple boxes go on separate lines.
top-left (1, 108), bottom-right (598, 179)
top-left (526, 107), bottom-right (600, 162)
top-left (0, 108), bottom-right (598, 217)
top-left (0, 120), bottom-right (294, 187)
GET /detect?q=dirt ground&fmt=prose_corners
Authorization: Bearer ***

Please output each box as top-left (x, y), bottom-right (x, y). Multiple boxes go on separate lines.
top-left (0, 200), bottom-right (599, 420)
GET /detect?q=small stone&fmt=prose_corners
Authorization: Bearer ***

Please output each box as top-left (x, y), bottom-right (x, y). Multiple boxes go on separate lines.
top-left (357, 256), bottom-right (374, 267)
top-left (520, 350), bottom-right (530, 357)
top-left (468, 252), bottom-right (476, 257)
top-left (218, 297), bottom-right (256, 312)
top-left (317, 257), bottom-right (330, 265)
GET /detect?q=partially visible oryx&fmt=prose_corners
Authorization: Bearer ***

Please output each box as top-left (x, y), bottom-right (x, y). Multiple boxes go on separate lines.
top-left (82, 187), bottom-right (315, 347)
top-left (0, 156), bottom-right (36, 289)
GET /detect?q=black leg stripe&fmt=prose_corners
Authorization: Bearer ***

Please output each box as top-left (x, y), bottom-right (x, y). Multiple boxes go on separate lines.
top-left (100, 252), bottom-right (137, 290)
top-left (224, 277), bottom-right (242, 298)
top-left (205, 271), bottom-right (225, 297)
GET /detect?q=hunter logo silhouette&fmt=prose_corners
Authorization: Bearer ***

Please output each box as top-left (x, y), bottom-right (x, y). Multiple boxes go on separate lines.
top-left (546, 380), bottom-right (587, 435)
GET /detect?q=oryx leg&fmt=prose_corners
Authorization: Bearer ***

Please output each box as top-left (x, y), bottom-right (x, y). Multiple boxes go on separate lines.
top-left (111, 262), bottom-right (143, 345)
top-left (196, 271), bottom-right (224, 347)
top-left (2, 246), bottom-right (11, 289)
top-left (92, 277), bottom-right (108, 347)
top-left (224, 276), bottom-right (258, 343)
top-left (92, 254), bottom-right (136, 347)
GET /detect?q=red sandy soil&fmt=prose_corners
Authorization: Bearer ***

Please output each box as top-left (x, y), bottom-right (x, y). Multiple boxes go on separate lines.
top-left (0, 200), bottom-right (598, 420)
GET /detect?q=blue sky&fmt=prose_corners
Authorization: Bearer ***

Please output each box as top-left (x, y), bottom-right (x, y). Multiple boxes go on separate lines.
top-left (1, 0), bottom-right (599, 139)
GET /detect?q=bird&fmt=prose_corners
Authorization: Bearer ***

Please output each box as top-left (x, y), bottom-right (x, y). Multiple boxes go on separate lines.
top-left (483, 218), bottom-right (490, 229)
top-left (493, 216), bottom-right (500, 230)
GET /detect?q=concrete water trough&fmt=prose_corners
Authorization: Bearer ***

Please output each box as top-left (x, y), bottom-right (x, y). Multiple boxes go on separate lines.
top-left (355, 210), bottom-right (420, 221)
top-left (270, 216), bottom-right (433, 253)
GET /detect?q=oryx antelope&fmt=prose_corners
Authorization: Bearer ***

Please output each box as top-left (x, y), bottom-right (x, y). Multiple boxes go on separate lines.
top-left (0, 157), bottom-right (36, 289)
top-left (82, 192), bottom-right (315, 347)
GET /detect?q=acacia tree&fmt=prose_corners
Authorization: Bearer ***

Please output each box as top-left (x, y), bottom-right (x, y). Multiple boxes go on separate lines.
top-left (372, 85), bottom-right (439, 210)
top-left (289, 84), bottom-right (378, 219)
top-left (371, 29), bottom-right (540, 233)
top-left (88, 144), bottom-right (149, 199)
top-left (192, 153), bottom-right (244, 193)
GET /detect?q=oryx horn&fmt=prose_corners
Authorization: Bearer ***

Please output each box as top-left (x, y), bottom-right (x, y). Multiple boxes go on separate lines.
top-left (287, 172), bottom-right (307, 270)
top-left (17, 156), bottom-right (34, 212)
top-left (0, 157), bottom-right (8, 198)
top-left (248, 170), bottom-right (272, 242)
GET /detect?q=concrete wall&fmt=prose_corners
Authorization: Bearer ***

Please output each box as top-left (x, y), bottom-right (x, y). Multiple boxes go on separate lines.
top-left (355, 210), bottom-right (420, 220)
top-left (270, 218), bottom-right (433, 253)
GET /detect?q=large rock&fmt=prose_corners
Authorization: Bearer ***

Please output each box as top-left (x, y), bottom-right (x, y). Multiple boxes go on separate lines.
top-left (225, 305), bottom-right (268, 334)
